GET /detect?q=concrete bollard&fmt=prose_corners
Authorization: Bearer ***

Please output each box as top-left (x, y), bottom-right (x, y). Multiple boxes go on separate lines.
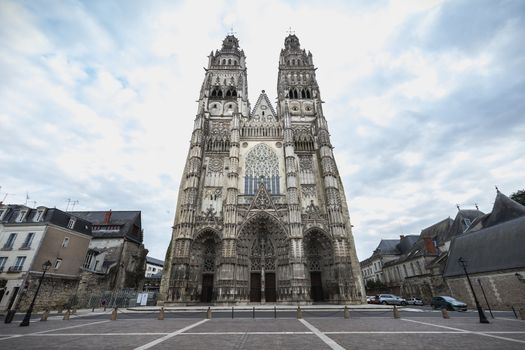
top-left (111, 307), bottom-right (118, 321)
top-left (206, 307), bottom-right (212, 319)
top-left (344, 305), bottom-right (350, 319)
top-left (441, 308), bottom-right (450, 319)
top-left (40, 309), bottom-right (49, 321)
top-left (393, 305), bottom-right (400, 319)
top-left (158, 307), bottom-right (165, 320)
top-left (63, 309), bottom-right (71, 320)
top-left (519, 308), bottom-right (525, 321)
top-left (297, 306), bottom-right (302, 319)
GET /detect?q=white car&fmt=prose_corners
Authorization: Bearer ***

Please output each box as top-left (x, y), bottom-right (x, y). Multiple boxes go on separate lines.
top-left (406, 297), bottom-right (424, 306)
top-left (378, 294), bottom-right (407, 305)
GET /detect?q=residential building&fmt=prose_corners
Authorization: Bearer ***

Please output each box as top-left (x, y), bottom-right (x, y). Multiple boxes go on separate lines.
top-left (360, 237), bottom-right (417, 286)
top-left (0, 205), bottom-right (92, 312)
top-left (146, 256), bottom-right (164, 278)
top-left (72, 210), bottom-right (148, 295)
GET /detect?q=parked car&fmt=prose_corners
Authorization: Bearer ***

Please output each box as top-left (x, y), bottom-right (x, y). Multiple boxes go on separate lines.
top-left (406, 297), bottom-right (424, 306)
top-left (378, 294), bottom-right (407, 305)
top-left (430, 296), bottom-right (467, 311)
top-left (366, 296), bottom-right (375, 304)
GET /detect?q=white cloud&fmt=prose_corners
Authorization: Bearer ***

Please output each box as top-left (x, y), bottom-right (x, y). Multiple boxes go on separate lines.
top-left (1, 0), bottom-right (524, 264)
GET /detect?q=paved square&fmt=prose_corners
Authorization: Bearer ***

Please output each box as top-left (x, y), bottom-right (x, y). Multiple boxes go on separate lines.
top-left (0, 313), bottom-right (524, 349)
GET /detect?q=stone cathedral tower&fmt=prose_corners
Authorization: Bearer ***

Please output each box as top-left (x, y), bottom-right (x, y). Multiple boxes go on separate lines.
top-left (159, 35), bottom-right (365, 305)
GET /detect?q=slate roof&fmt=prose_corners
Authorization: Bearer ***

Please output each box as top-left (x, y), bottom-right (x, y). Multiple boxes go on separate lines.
top-left (439, 210), bottom-right (483, 244)
top-left (70, 210), bottom-right (143, 244)
top-left (146, 256), bottom-right (164, 267)
top-left (0, 204), bottom-right (92, 236)
top-left (374, 239), bottom-right (401, 255)
top-left (369, 235), bottom-right (419, 267)
top-left (443, 192), bottom-right (525, 277)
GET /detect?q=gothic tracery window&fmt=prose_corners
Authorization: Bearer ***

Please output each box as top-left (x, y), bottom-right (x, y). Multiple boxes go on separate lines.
top-left (244, 143), bottom-right (280, 195)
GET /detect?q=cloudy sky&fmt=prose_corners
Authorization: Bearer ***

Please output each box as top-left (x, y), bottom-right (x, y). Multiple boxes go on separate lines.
top-left (1, 0), bottom-right (524, 262)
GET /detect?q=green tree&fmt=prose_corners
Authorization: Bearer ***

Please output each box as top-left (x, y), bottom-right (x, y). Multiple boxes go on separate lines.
top-left (511, 189), bottom-right (525, 206)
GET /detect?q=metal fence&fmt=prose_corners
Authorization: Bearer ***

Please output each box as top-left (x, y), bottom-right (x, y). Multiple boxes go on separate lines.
top-left (71, 290), bottom-right (158, 309)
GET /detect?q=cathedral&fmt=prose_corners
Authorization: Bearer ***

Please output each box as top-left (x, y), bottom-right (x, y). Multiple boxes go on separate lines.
top-left (159, 34), bottom-right (365, 304)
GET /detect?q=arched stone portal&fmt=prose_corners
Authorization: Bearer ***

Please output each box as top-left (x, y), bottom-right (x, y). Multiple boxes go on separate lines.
top-left (188, 229), bottom-right (221, 303)
top-left (304, 229), bottom-right (334, 302)
top-left (236, 212), bottom-right (288, 303)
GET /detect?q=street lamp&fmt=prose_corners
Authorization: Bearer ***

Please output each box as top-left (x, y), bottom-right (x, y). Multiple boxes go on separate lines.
top-left (458, 257), bottom-right (489, 324)
top-left (20, 260), bottom-right (52, 327)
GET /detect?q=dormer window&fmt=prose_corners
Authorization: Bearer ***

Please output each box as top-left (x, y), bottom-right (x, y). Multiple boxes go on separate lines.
top-left (16, 210), bottom-right (27, 223)
top-left (0, 209), bottom-right (5, 221)
top-left (67, 217), bottom-right (76, 229)
top-left (33, 209), bottom-right (45, 222)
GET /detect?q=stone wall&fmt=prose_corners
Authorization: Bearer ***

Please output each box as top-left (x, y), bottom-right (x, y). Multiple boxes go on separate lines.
top-left (446, 269), bottom-right (525, 310)
top-left (17, 273), bottom-right (80, 312)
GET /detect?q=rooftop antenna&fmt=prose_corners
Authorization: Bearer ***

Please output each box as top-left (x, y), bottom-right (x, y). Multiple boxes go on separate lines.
top-left (456, 204), bottom-right (461, 211)
top-left (25, 192), bottom-right (29, 206)
top-left (71, 200), bottom-right (79, 211)
top-left (286, 26), bottom-right (295, 35)
top-left (31, 200), bottom-right (37, 208)
top-left (495, 185), bottom-right (500, 193)
top-left (474, 203), bottom-right (479, 210)
top-left (66, 198), bottom-right (71, 211)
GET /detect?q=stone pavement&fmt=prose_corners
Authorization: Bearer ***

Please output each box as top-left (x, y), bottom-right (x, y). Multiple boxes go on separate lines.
top-left (0, 310), bottom-right (524, 349)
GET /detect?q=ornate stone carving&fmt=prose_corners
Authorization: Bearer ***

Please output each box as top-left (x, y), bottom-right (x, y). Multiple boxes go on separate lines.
top-left (195, 204), bottom-right (223, 230)
top-left (207, 157), bottom-right (224, 174)
top-left (245, 144), bottom-right (279, 177)
top-left (301, 185), bottom-right (316, 198)
top-left (298, 155), bottom-right (313, 172)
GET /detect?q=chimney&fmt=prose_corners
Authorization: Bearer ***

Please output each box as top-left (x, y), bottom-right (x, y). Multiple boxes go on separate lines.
top-left (400, 235), bottom-right (405, 240)
top-left (103, 210), bottom-right (112, 224)
top-left (423, 236), bottom-right (437, 255)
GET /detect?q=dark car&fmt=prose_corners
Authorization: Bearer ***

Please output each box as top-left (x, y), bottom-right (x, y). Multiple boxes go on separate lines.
top-left (431, 296), bottom-right (467, 311)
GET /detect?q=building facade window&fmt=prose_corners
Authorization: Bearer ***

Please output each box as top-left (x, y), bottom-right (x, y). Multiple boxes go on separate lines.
top-left (62, 237), bottom-right (70, 248)
top-left (54, 258), bottom-right (62, 269)
top-left (244, 143), bottom-right (280, 195)
top-left (0, 256), bottom-right (7, 271)
top-left (13, 256), bottom-right (26, 271)
top-left (83, 251), bottom-right (95, 269)
top-left (67, 217), bottom-right (76, 229)
top-left (3, 233), bottom-right (17, 250)
top-left (20, 232), bottom-right (35, 249)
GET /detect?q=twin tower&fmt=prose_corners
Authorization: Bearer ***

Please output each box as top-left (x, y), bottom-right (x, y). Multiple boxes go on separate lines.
top-left (159, 35), bottom-right (365, 304)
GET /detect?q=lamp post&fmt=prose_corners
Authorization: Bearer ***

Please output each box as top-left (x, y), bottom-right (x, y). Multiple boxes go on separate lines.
top-left (20, 260), bottom-right (52, 327)
top-left (458, 257), bottom-right (489, 324)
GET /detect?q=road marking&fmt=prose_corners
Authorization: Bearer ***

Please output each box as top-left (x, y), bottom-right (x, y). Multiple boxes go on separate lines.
top-left (181, 331), bottom-right (313, 335)
top-left (34, 320), bottom-right (111, 334)
top-left (0, 320), bottom-right (110, 342)
top-left (299, 319), bottom-right (345, 350)
top-left (496, 318), bottom-right (524, 322)
top-left (402, 318), bottom-right (525, 345)
top-left (133, 319), bottom-right (208, 350)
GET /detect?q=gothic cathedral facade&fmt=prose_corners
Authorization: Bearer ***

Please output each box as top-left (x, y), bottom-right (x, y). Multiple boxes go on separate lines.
top-left (159, 35), bottom-right (365, 304)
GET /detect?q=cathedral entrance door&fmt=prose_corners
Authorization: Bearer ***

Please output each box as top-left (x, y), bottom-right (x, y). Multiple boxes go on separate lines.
top-left (310, 271), bottom-right (324, 302)
top-left (201, 274), bottom-right (214, 303)
top-left (264, 272), bottom-right (276, 302)
top-left (250, 272), bottom-right (262, 302)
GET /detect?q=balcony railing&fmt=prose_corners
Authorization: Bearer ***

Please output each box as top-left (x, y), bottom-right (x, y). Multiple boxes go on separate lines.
top-left (1, 245), bottom-right (13, 251)
top-left (19, 244), bottom-right (31, 250)
top-left (7, 265), bottom-right (23, 273)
